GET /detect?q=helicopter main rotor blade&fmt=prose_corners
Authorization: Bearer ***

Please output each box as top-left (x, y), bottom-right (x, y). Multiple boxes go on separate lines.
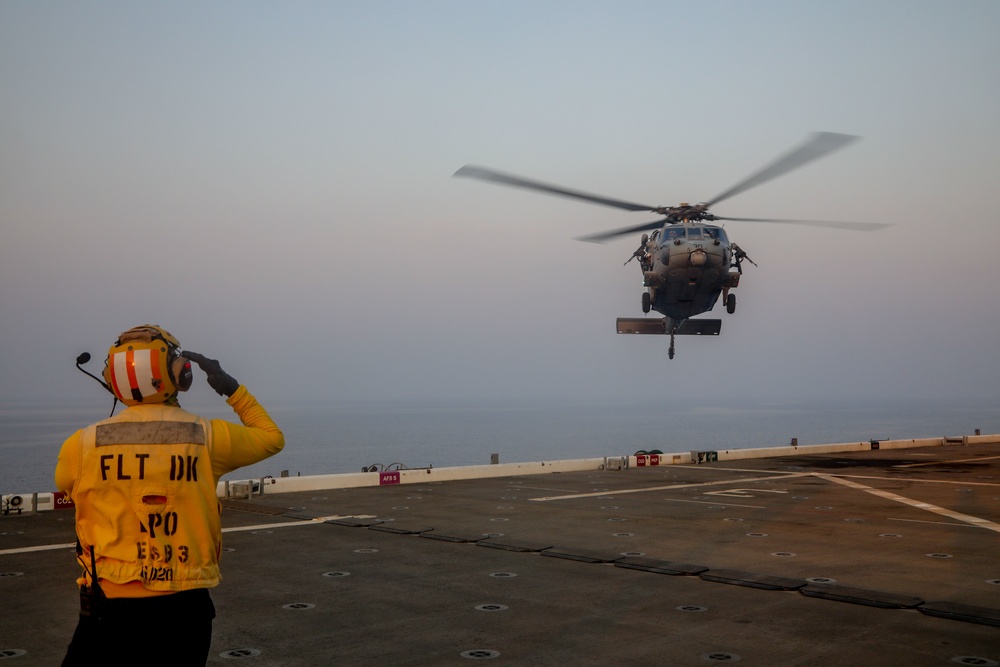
top-left (576, 219), bottom-right (669, 243)
top-left (715, 216), bottom-right (891, 231)
top-left (454, 165), bottom-right (656, 212)
top-left (706, 132), bottom-right (859, 207)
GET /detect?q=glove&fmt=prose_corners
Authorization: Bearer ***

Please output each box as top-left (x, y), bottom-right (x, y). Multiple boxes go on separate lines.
top-left (181, 351), bottom-right (240, 397)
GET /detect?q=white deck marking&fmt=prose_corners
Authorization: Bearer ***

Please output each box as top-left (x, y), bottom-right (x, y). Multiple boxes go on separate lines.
top-left (510, 485), bottom-right (581, 493)
top-left (661, 498), bottom-right (767, 509)
top-left (679, 466), bottom-right (811, 475)
top-left (0, 542), bottom-right (76, 556)
top-left (221, 514), bottom-right (375, 533)
top-left (0, 516), bottom-right (349, 556)
top-left (834, 473), bottom-right (1000, 487)
top-left (887, 517), bottom-right (979, 528)
top-left (704, 489), bottom-right (788, 498)
top-left (223, 519), bottom-right (325, 533)
top-left (529, 473), bottom-right (811, 501)
top-left (816, 474), bottom-right (1000, 533)
top-left (893, 455), bottom-right (1000, 468)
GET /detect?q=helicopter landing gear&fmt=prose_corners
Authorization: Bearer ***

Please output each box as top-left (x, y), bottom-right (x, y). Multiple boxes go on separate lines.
top-left (642, 292), bottom-right (651, 313)
top-left (726, 293), bottom-right (736, 314)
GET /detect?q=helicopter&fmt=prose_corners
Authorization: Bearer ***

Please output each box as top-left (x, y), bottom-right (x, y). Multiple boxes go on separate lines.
top-left (454, 132), bottom-right (890, 359)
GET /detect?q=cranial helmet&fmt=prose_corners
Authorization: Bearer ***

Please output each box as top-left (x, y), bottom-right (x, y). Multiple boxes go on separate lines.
top-left (103, 325), bottom-right (193, 406)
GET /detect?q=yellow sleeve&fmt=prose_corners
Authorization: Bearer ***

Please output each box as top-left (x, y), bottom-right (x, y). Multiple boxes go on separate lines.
top-left (54, 430), bottom-right (83, 494)
top-left (209, 386), bottom-right (285, 480)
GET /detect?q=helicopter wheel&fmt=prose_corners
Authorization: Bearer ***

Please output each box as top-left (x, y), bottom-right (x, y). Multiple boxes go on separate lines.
top-left (726, 293), bottom-right (736, 314)
top-left (642, 292), bottom-right (651, 313)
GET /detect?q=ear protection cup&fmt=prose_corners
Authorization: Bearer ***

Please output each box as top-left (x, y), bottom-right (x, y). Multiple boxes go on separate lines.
top-left (171, 356), bottom-right (193, 392)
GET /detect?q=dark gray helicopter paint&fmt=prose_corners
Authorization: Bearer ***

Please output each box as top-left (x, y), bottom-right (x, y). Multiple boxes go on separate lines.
top-left (455, 132), bottom-right (889, 359)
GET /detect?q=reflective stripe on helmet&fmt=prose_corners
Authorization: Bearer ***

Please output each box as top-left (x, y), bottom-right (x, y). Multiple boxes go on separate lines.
top-left (148, 346), bottom-right (163, 387)
top-left (110, 348), bottom-right (161, 401)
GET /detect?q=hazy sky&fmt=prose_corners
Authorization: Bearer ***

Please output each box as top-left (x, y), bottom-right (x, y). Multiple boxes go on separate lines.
top-left (2, 1), bottom-right (998, 405)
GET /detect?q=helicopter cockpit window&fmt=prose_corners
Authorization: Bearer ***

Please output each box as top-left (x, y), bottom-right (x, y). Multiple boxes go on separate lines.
top-left (687, 228), bottom-right (703, 240)
top-left (704, 226), bottom-right (728, 243)
top-left (665, 227), bottom-right (684, 240)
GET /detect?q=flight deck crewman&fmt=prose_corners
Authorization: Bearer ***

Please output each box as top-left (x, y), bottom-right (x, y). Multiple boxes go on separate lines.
top-left (55, 325), bottom-right (284, 666)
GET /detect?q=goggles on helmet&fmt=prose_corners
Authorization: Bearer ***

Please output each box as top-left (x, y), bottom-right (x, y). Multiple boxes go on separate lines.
top-left (103, 325), bottom-right (192, 406)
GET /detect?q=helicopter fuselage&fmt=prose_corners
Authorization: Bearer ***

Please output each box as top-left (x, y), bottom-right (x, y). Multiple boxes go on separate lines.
top-left (455, 131), bottom-right (882, 359)
top-left (637, 223), bottom-right (739, 323)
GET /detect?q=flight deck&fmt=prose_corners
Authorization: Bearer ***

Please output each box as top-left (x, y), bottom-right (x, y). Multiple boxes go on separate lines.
top-left (3, 441), bottom-right (999, 665)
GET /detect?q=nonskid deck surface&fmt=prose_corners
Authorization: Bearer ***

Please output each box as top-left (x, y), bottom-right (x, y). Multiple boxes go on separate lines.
top-left (3, 444), bottom-right (1000, 666)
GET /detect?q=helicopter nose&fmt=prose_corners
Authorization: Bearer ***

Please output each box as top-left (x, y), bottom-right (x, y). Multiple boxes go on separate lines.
top-left (690, 249), bottom-right (708, 267)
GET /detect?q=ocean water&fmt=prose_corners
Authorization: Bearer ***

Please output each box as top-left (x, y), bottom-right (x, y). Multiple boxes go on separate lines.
top-left (2, 397), bottom-right (998, 494)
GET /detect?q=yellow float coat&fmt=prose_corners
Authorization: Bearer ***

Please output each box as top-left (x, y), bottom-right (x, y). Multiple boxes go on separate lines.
top-left (55, 386), bottom-right (284, 596)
